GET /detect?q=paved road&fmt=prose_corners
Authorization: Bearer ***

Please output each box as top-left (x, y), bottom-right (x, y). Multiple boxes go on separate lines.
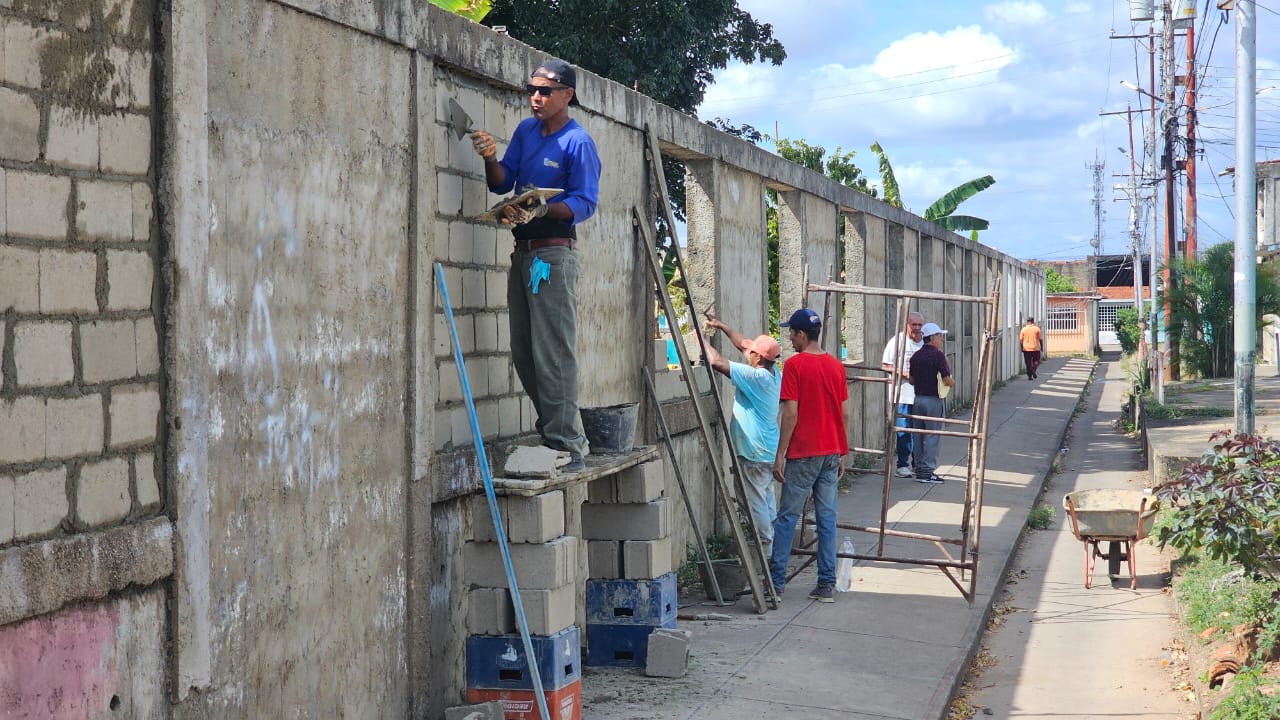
top-left (964, 356), bottom-right (1193, 719)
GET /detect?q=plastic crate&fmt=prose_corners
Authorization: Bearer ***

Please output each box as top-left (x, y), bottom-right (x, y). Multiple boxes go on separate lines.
top-left (466, 678), bottom-right (580, 720)
top-left (584, 572), bottom-right (676, 626)
top-left (465, 625), bottom-right (580, 691)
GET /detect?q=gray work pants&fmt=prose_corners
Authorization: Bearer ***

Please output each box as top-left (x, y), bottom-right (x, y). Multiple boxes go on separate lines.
top-left (508, 246), bottom-right (589, 459)
top-left (911, 395), bottom-right (945, 478)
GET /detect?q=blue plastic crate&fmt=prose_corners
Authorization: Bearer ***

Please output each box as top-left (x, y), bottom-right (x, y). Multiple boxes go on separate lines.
top-left (585, 573), bottom-right (677, 626)
top-left (584, 620), bottom-right (676, 668)
top-left (465, 625), bottom-right (581, 691)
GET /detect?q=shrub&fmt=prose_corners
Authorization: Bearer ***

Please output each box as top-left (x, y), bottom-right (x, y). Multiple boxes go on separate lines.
top-left (1155, 431), bottom-right (1280, 582)
top-left (1114, 307), bottom-right (1143, 356)
top-left (1026, 505), bottom-right (1055, 530)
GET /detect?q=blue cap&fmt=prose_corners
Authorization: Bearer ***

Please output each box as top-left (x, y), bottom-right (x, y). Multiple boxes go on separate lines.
top-left (781, 308), bottom-right (821, 331)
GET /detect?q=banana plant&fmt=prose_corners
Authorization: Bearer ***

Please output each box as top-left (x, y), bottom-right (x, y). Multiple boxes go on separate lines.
top-left (429, 0), bottom-right (491, 21)
top-left (872, 141), bottom-right (996, 238)
top-left (923, 175), bottom-right (996, 232)
top-left (869, 141), bottom-right (903, 209)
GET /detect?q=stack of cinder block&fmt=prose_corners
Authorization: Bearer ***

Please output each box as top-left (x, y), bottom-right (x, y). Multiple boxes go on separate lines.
top-left (465, 490), bottom-right (581, 719)
top-left (581, 459), bottom-right (678, 667)
top-left (650, 337), bottom-right (712, 401)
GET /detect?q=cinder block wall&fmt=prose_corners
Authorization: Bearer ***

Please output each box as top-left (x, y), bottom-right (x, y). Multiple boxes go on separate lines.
top-left (0, 1), bottom-right (171, 717)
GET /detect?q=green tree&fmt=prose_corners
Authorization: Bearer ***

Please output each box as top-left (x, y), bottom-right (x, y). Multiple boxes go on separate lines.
top-left (1045, 268), bottom-right (1076, 293)
top-left (1165, 242), bottom-right (1280, 378)
top-left (485, 0), bottom-right (786, 113)
top-left (870, 141), bottom-right (995, 238)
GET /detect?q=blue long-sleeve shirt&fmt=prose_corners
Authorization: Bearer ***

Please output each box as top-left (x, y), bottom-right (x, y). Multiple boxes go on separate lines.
top-left (491, 117), bottom-right (601, 240)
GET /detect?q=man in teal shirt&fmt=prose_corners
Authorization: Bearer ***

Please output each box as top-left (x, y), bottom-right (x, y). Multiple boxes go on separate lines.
top-left (701, 315), bottom-right (782, 560)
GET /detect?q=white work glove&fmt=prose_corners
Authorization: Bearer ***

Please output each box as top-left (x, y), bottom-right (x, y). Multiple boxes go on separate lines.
top-left (470, 130), bottom-right (497, 160)
top-left (501, 198), bottom-right (549, 225)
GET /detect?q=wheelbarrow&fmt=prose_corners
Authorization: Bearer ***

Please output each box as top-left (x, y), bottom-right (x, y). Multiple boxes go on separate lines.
top-left (1062, 489), bottom-right (1159, 590)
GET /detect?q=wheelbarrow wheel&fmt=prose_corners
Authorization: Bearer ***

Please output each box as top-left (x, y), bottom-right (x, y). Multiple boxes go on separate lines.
top-left (1107, 542), bottom-right (1123, 577)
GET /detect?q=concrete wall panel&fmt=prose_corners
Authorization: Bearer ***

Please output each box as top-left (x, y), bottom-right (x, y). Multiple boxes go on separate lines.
top-left (181, 3), bottom-right (412, 715)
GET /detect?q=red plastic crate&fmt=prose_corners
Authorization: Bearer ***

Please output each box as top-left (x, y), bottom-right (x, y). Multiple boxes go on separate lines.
top-left (466, 679), bottom-right (580, 720)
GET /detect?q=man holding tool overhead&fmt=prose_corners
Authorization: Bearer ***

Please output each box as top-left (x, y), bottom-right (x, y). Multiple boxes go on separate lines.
top-left (470, 59), bottom-right (601, 472)
top-left (700, 314), bottom-right (782, 562)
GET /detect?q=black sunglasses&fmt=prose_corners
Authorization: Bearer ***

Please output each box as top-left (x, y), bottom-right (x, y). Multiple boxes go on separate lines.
top-left (526, 84), bottom-right (568, 97)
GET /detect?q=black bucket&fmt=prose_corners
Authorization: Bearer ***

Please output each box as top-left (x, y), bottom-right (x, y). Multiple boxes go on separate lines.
top-left (580, 403), bottom-right (638, 454)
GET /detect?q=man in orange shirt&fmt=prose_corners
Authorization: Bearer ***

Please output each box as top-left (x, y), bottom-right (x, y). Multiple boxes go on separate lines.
top-left (1019, 316), bottom-right (1043, 380)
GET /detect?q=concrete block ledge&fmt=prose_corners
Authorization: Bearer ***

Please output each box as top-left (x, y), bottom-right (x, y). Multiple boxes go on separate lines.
top-left (0, 517), bottom-right (173, 626)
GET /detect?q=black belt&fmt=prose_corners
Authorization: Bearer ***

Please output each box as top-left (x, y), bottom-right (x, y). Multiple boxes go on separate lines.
top-left (514, 237), bottom-right (575, 251)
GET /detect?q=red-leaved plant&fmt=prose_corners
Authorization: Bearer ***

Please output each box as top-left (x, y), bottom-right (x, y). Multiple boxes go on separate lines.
top-left (1154, 430), bottom-right (1280, 581)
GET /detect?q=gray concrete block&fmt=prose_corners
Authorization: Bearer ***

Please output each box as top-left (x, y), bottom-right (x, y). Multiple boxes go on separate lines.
top-left (506, 490), bottom-right (564, 544)
top-left (467, 587), bottom-right (513, 636)
top-left (615, 460), bottom-right (666, 503)
top-left (0, 244), bottom-right (38, 312)
top-left (14, 321), bottom-right (74, 387)
top-left (14, 467), bottom-right (67, 539)
top-left (0, 397), bottom-right (45, 464)
top-left (7, 171), bottom-right (69, 239)
top-left (471, 492), bottom-right (504, 543)
top-left (588, 539), bottom-right (621, 579)
top-left (105, 249), bottom-right (153, 310)
top-left (78, 457), bottom-right (131, 526)
top-left (0, 87), bottom-right (39, 162)
top-left (582, 496), bottom-right (671, 541)
top-left (654, 338), bottom-right (669, 367)
top-left (623, 537), bottom-right (675, 580)
top-left (445, 701), bottom-right (504, 720)
top-left (46, 394), bottom-right (103, 458)
top-left (45, 104), bottom-right (99, 170)
top-left (463, 535), bottom-right (577, 589)
top-left (108, 383), bottom-right (159, 447)
top-left (653, 369), bottom-right (685, 402)
top-left (38, 249), bottom-right (97, 314)
top-left (587, 475), bottom-right (617, 503)
top-left (644, 627), bottom-right (691, 678)
top-left (516, 583), bottom-right (576, 636)
top-left (77, 180), bottom-right (133, 240)
top-left (80, 319), bottom-right (138, 383)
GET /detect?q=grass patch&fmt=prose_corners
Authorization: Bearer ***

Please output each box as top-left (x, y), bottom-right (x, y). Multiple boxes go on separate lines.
top-left (1026, 505), bottom-right (1055, 530)
top-left (1173, 554), bottom-right (1278, 637)
top-left (1144, 400), bottom-right (1232, 421)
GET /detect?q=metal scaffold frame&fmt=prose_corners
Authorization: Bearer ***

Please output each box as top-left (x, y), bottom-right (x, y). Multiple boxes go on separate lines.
top-left (785, 278), bottom-right (1003, 604)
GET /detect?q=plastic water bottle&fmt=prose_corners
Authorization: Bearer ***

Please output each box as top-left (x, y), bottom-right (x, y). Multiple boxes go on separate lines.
top-left (836, 536), bottom-right (855, 591)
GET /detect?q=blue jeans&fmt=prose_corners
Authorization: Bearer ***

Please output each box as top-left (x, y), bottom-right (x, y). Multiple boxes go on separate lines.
top-left (895, 403), bottom-right (913, 468)
top-left (769, 454), bottom-right (841, 591)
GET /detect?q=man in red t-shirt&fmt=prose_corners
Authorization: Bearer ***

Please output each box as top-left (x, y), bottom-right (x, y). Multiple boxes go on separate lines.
top-left (769, 308), bottom-right (849, 603)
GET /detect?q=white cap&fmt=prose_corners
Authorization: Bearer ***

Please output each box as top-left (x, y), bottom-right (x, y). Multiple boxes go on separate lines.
top-left (921, 322), bottom-right (948, 337)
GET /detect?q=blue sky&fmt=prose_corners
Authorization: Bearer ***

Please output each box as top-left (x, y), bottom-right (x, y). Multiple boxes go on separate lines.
top-left (695, 0), bottom-right (1280, 263)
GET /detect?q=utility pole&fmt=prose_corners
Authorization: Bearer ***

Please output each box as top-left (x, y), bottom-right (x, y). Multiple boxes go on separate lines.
top-left (1184, 22), bottom-right (1198, 260)
top-left (1126, 106), bottom-right (1145, 323)
top-left (1090, 154), bottom-right (1105, 257)
top-left (1148, 22), bottom-right (1165, 403)
top-left (1234, 0), bottom-right (1257, 433)
top-left (1161, 0), bottom-right (1180, 381)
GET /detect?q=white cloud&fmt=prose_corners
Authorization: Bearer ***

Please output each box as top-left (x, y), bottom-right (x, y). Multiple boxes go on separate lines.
top-left (984, 1), bottom-right (1051, 26)
top-left (872, 26), bottom-right (1016, 79)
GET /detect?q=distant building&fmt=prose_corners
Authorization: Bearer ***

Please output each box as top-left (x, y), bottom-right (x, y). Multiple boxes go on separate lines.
top-left (1046, 292), bottom-right (1103, 355)
top-left (1259, 160), bottom-right (1280, 263)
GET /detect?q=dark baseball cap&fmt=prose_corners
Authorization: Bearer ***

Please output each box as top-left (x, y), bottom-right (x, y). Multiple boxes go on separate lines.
top-left (532, 59), bottom-right (579, 106)
top-left (781, 308), bottom-right (821, 331)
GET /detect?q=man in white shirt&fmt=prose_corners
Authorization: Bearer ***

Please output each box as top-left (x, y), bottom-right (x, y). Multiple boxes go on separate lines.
top-left (881, 312), bottom-right (925, 478)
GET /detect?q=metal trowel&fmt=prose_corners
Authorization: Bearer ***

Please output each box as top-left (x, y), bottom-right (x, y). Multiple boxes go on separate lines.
top-left (446, 97), bottom-right (474, 140)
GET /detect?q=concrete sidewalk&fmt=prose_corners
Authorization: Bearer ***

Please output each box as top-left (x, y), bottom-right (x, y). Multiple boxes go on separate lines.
top-left (582, 356), bottom-right (1096, 720)
top-left (966, 355), bottom-right (1186, 717)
